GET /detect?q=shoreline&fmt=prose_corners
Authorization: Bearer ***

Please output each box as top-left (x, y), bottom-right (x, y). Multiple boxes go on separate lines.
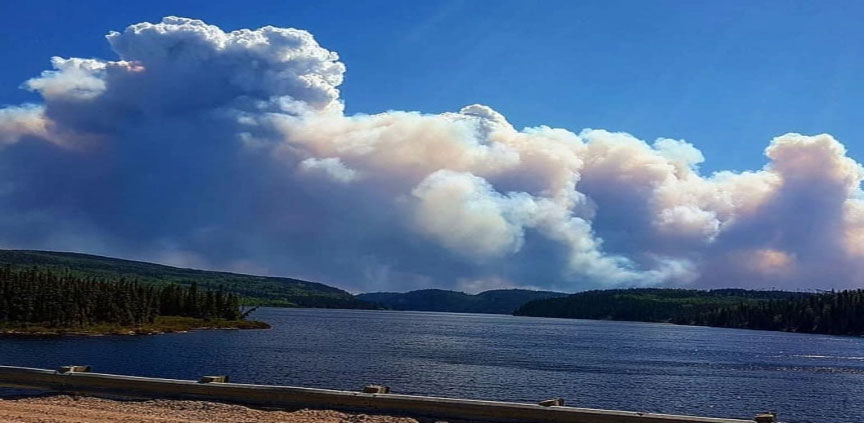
top-left (0, 316), bottom-right (270, 337)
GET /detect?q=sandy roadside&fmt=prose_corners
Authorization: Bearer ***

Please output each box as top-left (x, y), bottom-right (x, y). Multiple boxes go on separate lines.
top-left (0, 394), bottom-right (422, 423)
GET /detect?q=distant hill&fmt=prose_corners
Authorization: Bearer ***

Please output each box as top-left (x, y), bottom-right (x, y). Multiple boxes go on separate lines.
top-left (514, 288), bottom-right (811, 323)
top-left (356, 289), bottom-right (568, 314)
top-left (0, 250), bottom-right (376, 309)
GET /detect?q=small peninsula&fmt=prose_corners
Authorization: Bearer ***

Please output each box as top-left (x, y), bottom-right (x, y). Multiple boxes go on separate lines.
top-left (0, 266), bottom-right (269, 336)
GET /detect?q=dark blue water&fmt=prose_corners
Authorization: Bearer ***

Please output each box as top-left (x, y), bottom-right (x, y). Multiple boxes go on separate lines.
top-left (1, 308), bottom-right (862, 423)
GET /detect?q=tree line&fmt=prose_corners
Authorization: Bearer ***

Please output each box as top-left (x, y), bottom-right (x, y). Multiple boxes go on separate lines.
top-left (691, 289), bottom-right (864, 335)
top-left (514, 288), bottom-right (807, 322)
top-left (0, 266), bottom-right (243, 328)
top-left (516, 287), bottom-right (864, 336)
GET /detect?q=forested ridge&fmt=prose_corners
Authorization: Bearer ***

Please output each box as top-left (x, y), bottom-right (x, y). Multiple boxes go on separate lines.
top-left (515, 288), bottom-right (864, 336)
top-left (0, 249), bottom-right (375, 309)
top-left (0, 266), bottom-right (253, 331)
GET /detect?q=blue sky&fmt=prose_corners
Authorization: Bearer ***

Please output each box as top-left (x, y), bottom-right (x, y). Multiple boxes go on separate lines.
top-left (3, 0), bottom-right (864, 173)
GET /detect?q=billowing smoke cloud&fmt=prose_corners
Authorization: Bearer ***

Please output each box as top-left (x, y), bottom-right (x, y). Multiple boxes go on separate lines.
top-left (2, 17), bottom-right (863, 292)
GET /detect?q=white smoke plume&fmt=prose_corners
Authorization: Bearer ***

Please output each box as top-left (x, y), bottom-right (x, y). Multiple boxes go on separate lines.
top-left (1, 17), bottom-right (863, 292)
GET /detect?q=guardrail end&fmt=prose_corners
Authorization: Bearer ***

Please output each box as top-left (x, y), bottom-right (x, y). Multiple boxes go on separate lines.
top-left (57, 365), bottom-right (91, 374)
top-left (199, 375), bottom-right (229, 383)
top-left (754, 412), bottom-right (777, 423)
top-left (538, 398), bottom-right (565, 407)
top-left (362, 384), bottom-right (390, 394)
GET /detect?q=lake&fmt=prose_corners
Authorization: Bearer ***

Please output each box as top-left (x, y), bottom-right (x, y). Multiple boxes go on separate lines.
top-left (1, 308), bottom-right (862, 423)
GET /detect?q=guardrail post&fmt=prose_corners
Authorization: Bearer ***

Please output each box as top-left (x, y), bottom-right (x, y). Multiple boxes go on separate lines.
top-left (362, 385), bottom-right (390, 394)
top-left (199, 375), bottom-right (229, 383)
top-left (538, 398), bottom-right (565, 407)
top-left (754, 413), bottom-right (776, 423)
top-left (57, 365), bottom-right (91, 374)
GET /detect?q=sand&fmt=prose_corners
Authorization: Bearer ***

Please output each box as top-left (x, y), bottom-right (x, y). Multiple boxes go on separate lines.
top-left (0, 394), bottom-right (422, 423)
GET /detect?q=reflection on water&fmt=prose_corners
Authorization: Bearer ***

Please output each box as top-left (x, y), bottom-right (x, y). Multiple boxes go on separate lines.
top-left (1, 308), bottom-right (862, 423)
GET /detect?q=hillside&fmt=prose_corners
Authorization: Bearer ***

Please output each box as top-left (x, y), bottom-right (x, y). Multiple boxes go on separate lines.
top-left (356, 289), bottom-right (568, 314)
top-left (0, 250), bottom-right (375, 309)
top-left (514, 288), bottom-right (811, 323)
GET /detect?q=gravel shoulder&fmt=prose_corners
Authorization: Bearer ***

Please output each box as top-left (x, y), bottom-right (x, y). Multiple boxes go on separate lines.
top-left (0, 394), bottom-right (420, 423)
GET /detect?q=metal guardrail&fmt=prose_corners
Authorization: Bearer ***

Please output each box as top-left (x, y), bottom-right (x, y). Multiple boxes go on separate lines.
top-left (0, 365), bottom-right (772, 423)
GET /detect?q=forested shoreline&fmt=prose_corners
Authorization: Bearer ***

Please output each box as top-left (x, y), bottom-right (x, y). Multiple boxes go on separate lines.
top-left (0, 266), bottom-right (268, 335)
top-left (515, 288), bottom-right (864, 336)
top-left (5, 261), bottom-right (864, 338)
top-left (691, 290), bottom-right (864, 335)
